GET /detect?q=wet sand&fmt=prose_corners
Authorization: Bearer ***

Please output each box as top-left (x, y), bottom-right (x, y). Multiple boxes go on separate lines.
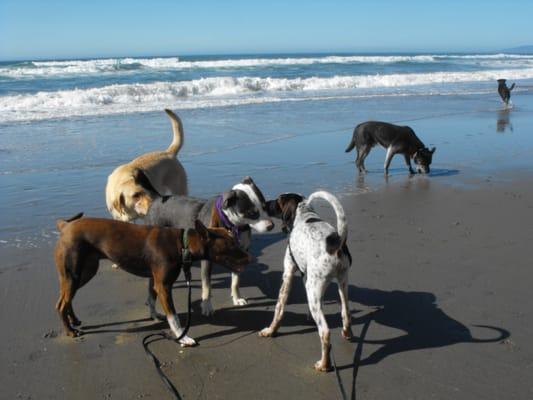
top-left (2, 172), bottom-right (533, 399)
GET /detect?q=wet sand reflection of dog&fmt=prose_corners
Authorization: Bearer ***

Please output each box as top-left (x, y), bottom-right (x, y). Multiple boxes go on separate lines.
top-left (497, 109), bottom-right (513, 133)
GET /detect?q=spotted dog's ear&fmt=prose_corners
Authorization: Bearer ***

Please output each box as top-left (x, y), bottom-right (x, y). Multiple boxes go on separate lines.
top-left (281, 203), bottom-right (297, 233)
top-left (222, 190), bottom-right (238, 209)
top-left (265, 199), bottom-right (282, 218)
top-left (430, 147), bottom-right (436, 154)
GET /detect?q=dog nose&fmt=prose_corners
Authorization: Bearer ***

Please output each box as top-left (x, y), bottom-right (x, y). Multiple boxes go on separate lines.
top-left (266, 221), bottom-right (274, 231)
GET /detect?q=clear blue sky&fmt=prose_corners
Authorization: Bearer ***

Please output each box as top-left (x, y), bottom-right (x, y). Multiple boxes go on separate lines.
top-left (1, 0), bottom-right (532, 60)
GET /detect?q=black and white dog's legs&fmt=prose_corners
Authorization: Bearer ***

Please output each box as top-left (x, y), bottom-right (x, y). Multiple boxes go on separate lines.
top-left (384, 146), bottom-right (396, 176)
top-left (231, 272), bottom-right (247, 305)
top-left (200, 260), bottom-right (214, 316)
top-left (306, 276), bottom-right (332, 372)
top-left (337, 270), bottom-right (352, 340)
top-left (357, 145), bottom-right (371, 173)
top-left (259, 249), bottom-right (297, 337)
top-left (404, 154), bottom-right (415, 175)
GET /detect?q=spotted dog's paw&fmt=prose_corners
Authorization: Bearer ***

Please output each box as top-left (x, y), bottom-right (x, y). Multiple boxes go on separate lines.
top-left (258, 327), bottom-right (274, 337)
top-left (314, 359), bottom-right (333, 372)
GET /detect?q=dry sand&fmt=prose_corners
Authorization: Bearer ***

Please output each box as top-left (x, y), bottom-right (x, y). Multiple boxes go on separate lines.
top-left (1, 172), bottom-right (533, 399)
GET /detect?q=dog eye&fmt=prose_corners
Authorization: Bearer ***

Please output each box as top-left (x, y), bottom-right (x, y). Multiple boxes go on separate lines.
top-left (132, 192), bottom-right (143, 199)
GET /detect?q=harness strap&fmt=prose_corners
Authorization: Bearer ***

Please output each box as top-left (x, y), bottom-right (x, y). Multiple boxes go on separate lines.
top-left (288, 240), bottom-right (305, 276)
top-left (181, 229), bottom-right (192, 282)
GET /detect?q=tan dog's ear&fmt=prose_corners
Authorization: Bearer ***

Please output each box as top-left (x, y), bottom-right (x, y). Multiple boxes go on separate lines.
top-left (113, 193), bottom-right (126, 215)
top-left (132, 168), bottom-right (161, 197)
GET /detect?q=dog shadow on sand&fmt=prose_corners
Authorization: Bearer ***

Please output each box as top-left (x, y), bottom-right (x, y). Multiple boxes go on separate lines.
top-left (189, 263), bottom-right (509, 368)
top-left (82, 230), bottom-right (508, 368)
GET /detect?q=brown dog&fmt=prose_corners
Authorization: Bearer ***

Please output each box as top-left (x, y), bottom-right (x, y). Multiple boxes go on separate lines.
top-left (54, 213), bottom-right (252, 346)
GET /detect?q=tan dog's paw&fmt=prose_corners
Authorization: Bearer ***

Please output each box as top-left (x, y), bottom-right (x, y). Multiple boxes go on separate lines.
top-left (258, 327), bottom-right (274, 337)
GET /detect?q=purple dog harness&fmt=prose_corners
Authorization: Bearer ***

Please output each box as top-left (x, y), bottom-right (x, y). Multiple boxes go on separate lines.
top-left (215, 195), bottom-right (245, 245)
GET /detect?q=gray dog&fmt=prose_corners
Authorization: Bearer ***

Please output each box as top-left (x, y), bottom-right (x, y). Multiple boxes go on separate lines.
top-left (144, 176), bottom-right (273, 317)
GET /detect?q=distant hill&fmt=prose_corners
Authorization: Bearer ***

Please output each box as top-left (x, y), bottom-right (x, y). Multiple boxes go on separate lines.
top-left (503, 45), bottom-right (533, 54)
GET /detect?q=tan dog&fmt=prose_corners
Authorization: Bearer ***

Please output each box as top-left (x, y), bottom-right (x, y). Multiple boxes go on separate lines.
top-left (105, 109), bottom-right (188, 222)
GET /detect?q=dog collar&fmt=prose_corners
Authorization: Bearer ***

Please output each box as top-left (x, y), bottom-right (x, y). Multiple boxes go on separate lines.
top-left (215, 195), bottom-right (245, 245)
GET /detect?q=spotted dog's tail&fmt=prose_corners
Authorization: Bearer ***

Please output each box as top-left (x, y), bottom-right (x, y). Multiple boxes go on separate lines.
top-left (56, 212), bottom-right (83, 231)
top-left (306, 191), bottom-right (347, 254)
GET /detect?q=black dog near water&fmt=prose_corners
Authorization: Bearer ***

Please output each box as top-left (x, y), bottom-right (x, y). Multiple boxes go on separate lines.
top-left (345, 121), bottom-right (435, 175)
top-left (497, 79), bottom-right (515, 106)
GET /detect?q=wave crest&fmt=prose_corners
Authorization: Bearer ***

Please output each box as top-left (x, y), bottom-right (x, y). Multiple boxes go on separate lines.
top-left (2, 68), bottom-right (533, 122)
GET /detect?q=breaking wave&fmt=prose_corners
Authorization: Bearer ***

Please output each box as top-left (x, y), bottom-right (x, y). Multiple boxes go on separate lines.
top-left (2, 53), bottom-right (533, 77)
top-left (2, 67), bottom-right (532, 122)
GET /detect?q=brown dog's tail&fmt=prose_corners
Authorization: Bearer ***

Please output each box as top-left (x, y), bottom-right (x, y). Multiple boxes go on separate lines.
top-left (509, 83), bottom-right (516, 91)
top-left (56, 212), bottom-right (83, 231)
top-left (164, 109), bottom-right (184, 156)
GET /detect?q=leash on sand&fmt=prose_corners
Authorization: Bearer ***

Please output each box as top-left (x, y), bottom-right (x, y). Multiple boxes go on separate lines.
top-left (142, 270), bottom-right (192, 400)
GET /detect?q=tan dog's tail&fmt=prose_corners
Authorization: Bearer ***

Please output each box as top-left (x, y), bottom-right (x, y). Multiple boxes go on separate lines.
top-left (56, 212), bottom-right (84, 231)
top-left (164, 109), bottom-right (184, 156)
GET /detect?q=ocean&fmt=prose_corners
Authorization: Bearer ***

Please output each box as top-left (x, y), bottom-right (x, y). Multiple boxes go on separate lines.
top-left (1, 53), bottom-right (533, 248)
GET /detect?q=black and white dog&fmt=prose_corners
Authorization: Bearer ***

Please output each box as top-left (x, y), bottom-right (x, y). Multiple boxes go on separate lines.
top-left (260, 191), bottom-right (352, 372)
top-left (144, 176), bottom-right (273, 316)
top-left (497, 79), bottom-right (515, 107)
top-left (345, 121), bottom-right (435, 175)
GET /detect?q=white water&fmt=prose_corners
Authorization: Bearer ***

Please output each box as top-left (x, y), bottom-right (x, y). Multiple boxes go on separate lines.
top-left (1, 67), bottom-right (532, 122)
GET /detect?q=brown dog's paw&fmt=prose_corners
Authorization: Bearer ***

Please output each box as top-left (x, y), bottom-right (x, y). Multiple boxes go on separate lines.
top-left (66, 328), bottom-right (81, 338)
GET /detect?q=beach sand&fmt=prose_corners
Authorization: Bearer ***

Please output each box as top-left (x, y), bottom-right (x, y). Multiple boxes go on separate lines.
top-left (2, 171), bottom-right (533, 399)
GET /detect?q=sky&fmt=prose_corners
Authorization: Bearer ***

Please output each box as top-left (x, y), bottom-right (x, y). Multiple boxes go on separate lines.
top-left (0, 0), bottom-right (532, 61)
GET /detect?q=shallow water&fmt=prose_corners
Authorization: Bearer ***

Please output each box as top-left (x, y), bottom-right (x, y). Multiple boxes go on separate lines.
top-left (1, 89), bottom-right (533, 248)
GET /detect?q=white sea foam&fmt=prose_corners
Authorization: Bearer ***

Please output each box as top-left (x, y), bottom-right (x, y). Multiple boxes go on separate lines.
top-left (1, 68), bottom-right (532, 122)
top-left (2, 54), bottom-right (533, 77)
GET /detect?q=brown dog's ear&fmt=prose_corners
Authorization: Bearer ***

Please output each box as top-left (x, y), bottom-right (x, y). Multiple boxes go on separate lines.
top-left (132, 169), bottom-right (161, 196)
top-left (222, 190), bottom-right (238, 208)
top-left (113, 193), bottom-right (126, 215)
